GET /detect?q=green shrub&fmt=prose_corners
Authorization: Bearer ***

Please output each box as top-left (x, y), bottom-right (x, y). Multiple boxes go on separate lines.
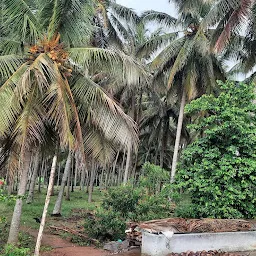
top-left (84, 209), bottom-right (126, 241)
top-left (102, 184), bottom-right (143, 218)
top-left (85, 163), bottom-right (173, 241)
top-left (139, 162), bottom-right (169, 195)
top-left (176, 81), bottom-right (256, 219)
top-left (0, 245), bottom-right (30, 256)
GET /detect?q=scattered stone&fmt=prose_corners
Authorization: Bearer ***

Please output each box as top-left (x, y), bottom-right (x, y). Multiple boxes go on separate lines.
top-left (103, 240), bottom-right (129, 253)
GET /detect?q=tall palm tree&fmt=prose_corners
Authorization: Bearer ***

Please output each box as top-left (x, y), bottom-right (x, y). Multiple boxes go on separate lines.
top-left (0, 0), bottom-right (147, 244)
top-left (143, 1), bottom-right (226, 182)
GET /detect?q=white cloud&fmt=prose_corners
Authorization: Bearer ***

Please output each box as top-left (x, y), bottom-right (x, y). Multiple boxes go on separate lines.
top-left (116, 0), bottom-right (177, 16)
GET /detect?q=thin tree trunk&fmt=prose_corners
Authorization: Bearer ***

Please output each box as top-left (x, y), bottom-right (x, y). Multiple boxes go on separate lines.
top-left (26, 151), bottom-right (40, 204)
top-left (57, 164), bottom-right (61, 189)
top-left (131, 152), bottom-right (138, 182)
top-left (71, 154), bottom-right (74, 193)
top-left (88, 162), bottom-right (96, 203)
top-left (170, 88), bottom-right (186, 183)
top-left (105, 166), bottom-right (110, 189)
top-left (8, 150), bottom-right (31, 244)
top-left (42, 162), bottom-right (47, 189)
top-left (65, 170), bottom-right (71, 200)
top-left (160, 117), bottom-right (169, 168)
top-left (38, 160), bottom-right (44, 193)
top-left (99, 172), bottom-right (103, 190)
top-left (52, 151), bottom-right (72, 216)
top-left (111, 151), bottom-right (119, 186)
top-left (73, 155), bottom-right (78, 191)
top-left (34, 155), bottom-right (57, 256)
top-left (80, 167), bottom-right (86, 191)
top-left (26, 161), bottom-right (33, 191)
top-left (123, 147), bottom-right (131, 185)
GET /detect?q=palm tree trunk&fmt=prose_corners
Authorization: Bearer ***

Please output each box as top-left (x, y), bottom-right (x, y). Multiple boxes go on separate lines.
top-left (99, 172), bottom-right (103, 190)
top-left (57, 164), bottom-right (61, 189)
top-left (73, 155), bottom-right (78, 191)
top-left (170, 88), bottom-right (186, 183)
top-left (123, 147), bottom-right (131, 185)
top-left (65, 170), bottom-right (71, 200)
top-left (160, 117), bottom-right (169, 168)
top-left (26, 151), bottom-right (40, 204)
top-left (7, 150), bottom-right (31, 244)
top-left (38, 160), bottom-right (45, 193)
top-left (110, 151), bottom-right (119, 186)
top-left (88, 161), bottom-right (96, 203)
top-left (34, 155), bottom-right (57, 256)
top-left (80, 167), bottom-right (86, 191)
top-left (52, 151), bottom-right (72, 216)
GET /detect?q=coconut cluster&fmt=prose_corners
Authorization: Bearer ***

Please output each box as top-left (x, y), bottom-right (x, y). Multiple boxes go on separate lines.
top-left (28, 35), bottom-right (72, 77)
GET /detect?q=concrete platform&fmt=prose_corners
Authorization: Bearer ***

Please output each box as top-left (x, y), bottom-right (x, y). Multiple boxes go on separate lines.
top-left (141, 231), bottom-right (256, 256)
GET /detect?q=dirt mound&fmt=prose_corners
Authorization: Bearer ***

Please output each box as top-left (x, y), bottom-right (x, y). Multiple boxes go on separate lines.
top-left (138, 218), bottom-right (252, 233)
top-left (167, 250), bottom-right (249, 256)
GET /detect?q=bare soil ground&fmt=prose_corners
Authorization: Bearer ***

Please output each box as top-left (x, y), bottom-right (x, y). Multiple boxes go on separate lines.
top-left (22, 227), bottom-right (106, 256)
top-left (22, 226), bottom-right (141, 256)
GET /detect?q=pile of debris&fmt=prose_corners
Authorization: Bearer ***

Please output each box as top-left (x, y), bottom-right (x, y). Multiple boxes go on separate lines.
top-left (126, 222), bottom-right (142, 246)
top-left (167, 250), bottom-right (245, 256)
top-left (126, 218), bottom-right (253, 246)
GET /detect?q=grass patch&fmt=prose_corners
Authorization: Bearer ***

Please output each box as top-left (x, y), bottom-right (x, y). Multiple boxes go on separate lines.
top-left (0, 186), bottom-right (103, 250)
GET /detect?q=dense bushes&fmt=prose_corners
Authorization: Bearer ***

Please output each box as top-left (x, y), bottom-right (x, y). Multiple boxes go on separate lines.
top-left (176, 81), bottom-right (256, 219)
top-left (0, 245), bottom-right (30, 256)
top-left (84, 163), bottom-right (172, 241)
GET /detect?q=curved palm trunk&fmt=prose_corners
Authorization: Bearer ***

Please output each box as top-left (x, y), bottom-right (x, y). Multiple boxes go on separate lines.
top-left (8, 150), bottom-right (31, 244)
top-left (170, 88), bottom-right (186, 183)
top-left (34, 155), bottom-right (57, 256)
top-left (52, 150), bottom-right (72, 216)
top-left (26, 151), bottom-right (40, 204)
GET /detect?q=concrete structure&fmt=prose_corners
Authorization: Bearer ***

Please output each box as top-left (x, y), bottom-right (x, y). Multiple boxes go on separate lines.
top-left (141, 231), bottom-right (256, 256)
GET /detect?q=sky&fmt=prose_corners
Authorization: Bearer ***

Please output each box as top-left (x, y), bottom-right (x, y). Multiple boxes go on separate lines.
top-left (116, 0), bottom-right (177, 17)
top-left (115, 0), bottom-right (250, 80)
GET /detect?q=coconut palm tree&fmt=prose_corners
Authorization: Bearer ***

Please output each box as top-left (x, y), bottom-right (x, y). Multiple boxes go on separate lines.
top-left (0, 0), bottom-right (147, 244)
top-left (142, 1), bottom-right (226, 182)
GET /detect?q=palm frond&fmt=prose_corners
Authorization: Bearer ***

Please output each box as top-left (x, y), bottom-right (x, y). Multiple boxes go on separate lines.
top-left (150, 37), bottom-right (186, 70)
top-left (12, 87), bottom-right (45, 155)
top-left (69, 47), bottom-right (149, 86)
top-left (0, 38), bottom-right (23, 55)
top-left (166, 39), bottom-right (195, 89)
top-left (3, 0), bottom-right (40, 43)
top-left (83, 128), bottom-right (117, 164)
top-left (0, 55), bottom-right (24, 80)
top-left (110, 2), bottom-right (140, 25)
top-left (47, 0), bottom-right (94, 46)
top-left (137, 32), bottom-right (179, 59)
top-left (215, 0), bottom-right (252, 51)
top-left (72, 75), bottom-right (139, 152)
top-left (45, 66), bottom-right (74, 149)
top-left (141, 10), bottom-right (177, 28)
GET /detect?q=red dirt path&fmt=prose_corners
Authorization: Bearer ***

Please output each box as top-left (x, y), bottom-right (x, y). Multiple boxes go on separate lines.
top-left (22, 227), bottom-right (107, 256)
top-left (22, 227), bottom-right (140, 256)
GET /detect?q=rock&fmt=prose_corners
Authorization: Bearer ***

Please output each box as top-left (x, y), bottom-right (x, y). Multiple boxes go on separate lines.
top-left (103, 240), bottom-right (130, 253)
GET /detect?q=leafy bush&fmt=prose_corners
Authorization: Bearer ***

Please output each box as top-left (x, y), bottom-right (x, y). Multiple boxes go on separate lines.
top-left (0, 245), bottom-right (30, 256)
top-left (139, 162), bottom-right (169, 195)
top-left (85, 163), bottom-right (172, 241)
top-left (0, 190), bottom-right (16, 249)
top-left (84, 209), bottom-right (126, 241)
top-left (176, 81), bottom-right (256, 219)
top-left (102, 184), bottom-right (143, 218)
